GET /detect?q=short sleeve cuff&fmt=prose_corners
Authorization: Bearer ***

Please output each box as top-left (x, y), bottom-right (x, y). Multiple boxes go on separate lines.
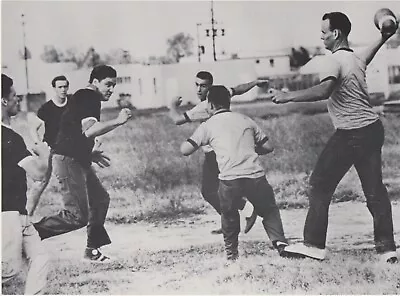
top-left (187, 138), bottom-right (198, 149)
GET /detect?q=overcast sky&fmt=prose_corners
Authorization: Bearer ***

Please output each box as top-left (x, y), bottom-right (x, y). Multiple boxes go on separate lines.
top-left (2, 0), bottom-right (400, 64)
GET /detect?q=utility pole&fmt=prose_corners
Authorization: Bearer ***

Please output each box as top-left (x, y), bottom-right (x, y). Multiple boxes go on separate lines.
top-left (211, 0), bottom-right (216, 61)
top-left (196, 23), bottom-right (201, 63)
top-left (196, 0), bottom-right (225, 63)
top-left (21, 13), bottom-right (29, 93)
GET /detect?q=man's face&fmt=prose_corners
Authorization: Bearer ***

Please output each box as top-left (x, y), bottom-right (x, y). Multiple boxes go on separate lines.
top-left (321, 19), bottom-right (336, 51)
top-left (195, 77), bottom-right (212, 101)
top-left (93, 77), bottom-right (116, 101)
top-left (54, 80), bottom-right (69, 99)
top-left (4, 86), bottom-right (21, 116)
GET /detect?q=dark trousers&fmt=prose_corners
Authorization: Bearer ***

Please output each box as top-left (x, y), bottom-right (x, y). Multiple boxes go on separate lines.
top-left (201, 151), bottom-right (246, 215)
top-left (304, 120), bottom-right (396, 253)
top-left (219, 176), bottom-right (287, 259)
top-left (34, 155), bottom-right (111, 249)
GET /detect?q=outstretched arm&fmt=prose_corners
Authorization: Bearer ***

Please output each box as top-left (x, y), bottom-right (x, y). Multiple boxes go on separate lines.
top-left (168, 96), bottom-right (210, 125)
top-left (359, 22), bottom-right (399, 66)
top-left (272, 79), bottom-right (337, 104)
top-left (231, 79), bottom-right (269, 96)
top-left (84, 108), bottom-right (132, 138)
top-left (272, 55), bottom-right (340, 104)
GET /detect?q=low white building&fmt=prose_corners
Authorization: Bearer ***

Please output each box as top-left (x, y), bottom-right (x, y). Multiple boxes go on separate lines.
top-left (4, 46), bottom-right (399, 111)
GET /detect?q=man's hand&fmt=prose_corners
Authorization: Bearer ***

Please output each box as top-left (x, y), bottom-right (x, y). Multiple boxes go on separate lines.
top-left (92, 150), bottom-right (111, 168)
top-left (381, 20), bottom-right (399, 40)
top-left (271, 90), bottom-right (293, 104)
top-left (170, 96), bottom-right (183, 108)
top-left (31, 142), bottom-right (50, 159)
top-left (116, 108), bottom-right (132, 125)
top-left (256, 79), bottom-right (269, 88)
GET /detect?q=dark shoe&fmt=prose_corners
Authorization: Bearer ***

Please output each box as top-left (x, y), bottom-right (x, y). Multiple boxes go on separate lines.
top-left (273, 241), bottom-right (289, 257)
top-left (380, 251), bottom-right (398, 263)
top-left (244, 209), bottom-right (257, 234)
top-left (226, 252), bottom-right (239, 261)
top-left (211, 228), bottom-right (223, 235)
top-left (83, 248), bottom-right (111, 263)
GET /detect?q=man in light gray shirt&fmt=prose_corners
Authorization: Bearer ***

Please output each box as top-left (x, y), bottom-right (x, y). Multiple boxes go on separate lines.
top-left (272, 12), bottom-right (398, 263)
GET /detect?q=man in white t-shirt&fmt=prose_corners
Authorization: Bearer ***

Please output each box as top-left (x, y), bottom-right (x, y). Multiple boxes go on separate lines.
top-left (272, 12), bottom-right (398, 263)
top-left (169, 71), bottom-right (268, 235)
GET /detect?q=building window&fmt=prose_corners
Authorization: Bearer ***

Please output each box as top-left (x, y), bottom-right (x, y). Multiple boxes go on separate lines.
top-left (116, 76), bottom-right (132, 84)
top-left (269, 59), bottom-right (275, 67)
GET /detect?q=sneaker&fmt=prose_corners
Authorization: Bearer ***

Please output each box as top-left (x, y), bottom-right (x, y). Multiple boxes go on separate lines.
top-left (380, 251), bottom-right (398, 263)
top-left (244, 209), bottom-right (257, 234)
top-left (283, 243), bottom-right (326, 260)
top-left (83, 247), bottom-right (111, 263)
top-left (272, 240), bottom-right (289, 257)
top-left (211, 228), bottom-right (223, 235)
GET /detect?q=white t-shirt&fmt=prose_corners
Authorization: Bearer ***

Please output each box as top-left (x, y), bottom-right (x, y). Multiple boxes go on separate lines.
top-left (319, 48), bottom-right (379, 130)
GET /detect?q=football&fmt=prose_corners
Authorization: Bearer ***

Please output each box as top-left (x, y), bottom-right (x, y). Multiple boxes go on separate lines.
top-left (374, 8), bottom-right (398, 35)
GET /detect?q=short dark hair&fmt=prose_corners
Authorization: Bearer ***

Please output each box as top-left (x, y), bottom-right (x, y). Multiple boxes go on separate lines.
top-left (89, 65), bottom-right (117, 83)
top-left (207, 85), bottom-right (230, 110)
top-left (196, 71), bottom-right (213, 84)
top-left (2, 74), bottom-right (13, 99)
top-left (322, 12), bottom-right (351, 37)
top-left (51, 75), bottom-right (69, 87)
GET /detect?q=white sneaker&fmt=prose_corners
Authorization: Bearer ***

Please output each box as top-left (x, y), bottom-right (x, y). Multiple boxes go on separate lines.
top-left (283, 243), bottom-right (326, 260)
top-left (380, 251), bottom-right (398, 263)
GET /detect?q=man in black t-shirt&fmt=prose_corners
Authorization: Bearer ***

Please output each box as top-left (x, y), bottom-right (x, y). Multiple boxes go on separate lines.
top-left (33, 65), bottom-right (132, 263)
top-left (2, 74), bottom-right (50, 294)
top-left (28, 75), bottom-right (70, 215)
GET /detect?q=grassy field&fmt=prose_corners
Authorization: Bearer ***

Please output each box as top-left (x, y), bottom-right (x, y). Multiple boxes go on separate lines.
top-left (3, 103), bottom-right (400, 294)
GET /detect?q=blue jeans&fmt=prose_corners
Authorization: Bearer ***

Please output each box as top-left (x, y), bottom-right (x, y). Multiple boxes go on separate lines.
top-left (219, 176), bottom-right (287, 259)
top-left (304, 120), bottom-right (396, 253)
top-left (33, 155), bottom-right (111, 249)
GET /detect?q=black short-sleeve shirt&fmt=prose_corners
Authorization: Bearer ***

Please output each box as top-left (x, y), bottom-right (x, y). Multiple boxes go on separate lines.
top-left (37, 99), bottom-right (68, 148)
top-left (2, 125), bottom-right (31, 214)
top-left (54, 88), bottom-right (102, 168)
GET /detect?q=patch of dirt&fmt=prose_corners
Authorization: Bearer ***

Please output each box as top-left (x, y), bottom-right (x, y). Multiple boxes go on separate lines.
top-left (43, 201), bottom-right (400, 260)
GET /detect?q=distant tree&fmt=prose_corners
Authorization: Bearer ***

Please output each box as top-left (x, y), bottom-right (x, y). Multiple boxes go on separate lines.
top-left (104, 48), bottom-right (134, 64)
top-left (62, 47), bottom-right (84, 65)
top-left (166, 32), bottom-right (194, 63)
top-left (40, 45), bottom-right (62, 63)
top-left (19, 46), bottom-right (32, 60)
top-left (85, 47), bottom-right (103, 68)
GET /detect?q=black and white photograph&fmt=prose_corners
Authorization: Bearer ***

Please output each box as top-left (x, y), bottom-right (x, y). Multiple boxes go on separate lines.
top-left (1, 0), bottom-right (400, 294)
